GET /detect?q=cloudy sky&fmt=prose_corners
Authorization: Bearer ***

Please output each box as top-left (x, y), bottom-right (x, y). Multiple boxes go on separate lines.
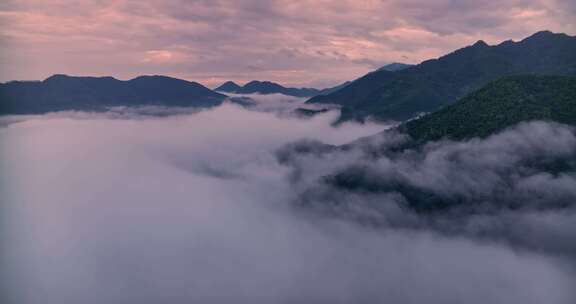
top-left (0, 0), bottom-right (575, 87)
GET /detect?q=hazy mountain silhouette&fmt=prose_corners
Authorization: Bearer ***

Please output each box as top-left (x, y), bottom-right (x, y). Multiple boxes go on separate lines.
top-left (215, 80), bottom-right (318, 97)
top-left (317, 81), bottom-right (351, 95)
top-left (215, 81), bottom-right (242, 92)
top-left (215, 80), bottom-right (350, 97)
top-left (377, 62), bottom-right (413, 72)
top-left (0, 74), bottom-right (227, 115)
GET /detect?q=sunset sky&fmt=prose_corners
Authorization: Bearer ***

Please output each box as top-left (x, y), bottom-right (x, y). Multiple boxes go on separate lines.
top-left (1, 0), bottom-right (575, 88)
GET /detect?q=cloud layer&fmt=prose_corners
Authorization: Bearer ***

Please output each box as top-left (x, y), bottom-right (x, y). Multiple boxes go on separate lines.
top-left (1, 0), bottom-right (575, 86)
top-left (1, 101), bottom-right (575, 303)
top-left (281, 121), bottom-right (576, 258)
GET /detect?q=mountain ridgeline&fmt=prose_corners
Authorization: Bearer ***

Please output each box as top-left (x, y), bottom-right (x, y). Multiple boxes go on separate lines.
top-left (1, 30), bottom-right (574, 122)
top-left (402, 75), bottom-right (576, 142)
top-left (284, 75), bottom-right (576, 219)
top-left (215, 80), bottom-right (350, 97)
top-left (307, 31), bottom-right (576, 122)
top-left (0, 75), bottom-right (228, 115)
top-left (377, 62), bottom-right (413, 72)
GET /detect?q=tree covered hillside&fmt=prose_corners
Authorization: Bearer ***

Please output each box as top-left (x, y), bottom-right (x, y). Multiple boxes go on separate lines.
top-left (404, 75), bottom-right (576, 142)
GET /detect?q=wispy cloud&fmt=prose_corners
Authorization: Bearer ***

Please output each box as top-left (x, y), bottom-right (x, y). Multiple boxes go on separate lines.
top-left (2, 104), bottom-right (574, 303)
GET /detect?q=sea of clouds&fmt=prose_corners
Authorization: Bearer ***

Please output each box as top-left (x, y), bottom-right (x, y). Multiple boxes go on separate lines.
top-left (1, 95), bottom-right (575, 304)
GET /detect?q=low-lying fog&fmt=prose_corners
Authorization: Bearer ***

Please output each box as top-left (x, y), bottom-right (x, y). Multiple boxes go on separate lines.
top-left (1, 95), bottom-right (574, 304)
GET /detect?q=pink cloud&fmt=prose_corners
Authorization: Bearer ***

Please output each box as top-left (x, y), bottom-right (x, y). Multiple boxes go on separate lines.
top-left (0, 0), bottom-right (574, 87)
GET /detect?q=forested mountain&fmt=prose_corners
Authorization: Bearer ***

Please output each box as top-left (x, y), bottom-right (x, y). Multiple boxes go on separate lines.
top-left (286, 75), bottom-right (576, 216)
top-left (307, 31), bottom-right (576, 122)
top-left (403, 75), bottom-right (576, 142)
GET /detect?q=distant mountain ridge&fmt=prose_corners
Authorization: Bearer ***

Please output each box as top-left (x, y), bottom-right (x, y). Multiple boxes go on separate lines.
top-left (317, 81), bottom-right (352, 95)
top-left (0, 74), bottom-right (227, 115)
top-left (215, 81), bottom-right (242, 92)
top-left (307, 31), bottom-right (576, 122)
top-left (377, 62), bottom-right (413, 72)
top-left (297, 75), bottom-right (576, 217)
top-left (215, 80), bottom-right (350, 97)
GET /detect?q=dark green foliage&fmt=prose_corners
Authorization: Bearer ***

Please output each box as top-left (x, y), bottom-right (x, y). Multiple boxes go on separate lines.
top-left (306, 75), bottom-right (576, 215)
top-left (307, 31), bottom-right (576, 122)
top-left (0, 74), bottom-right (227, 115)
top-left (404, 75), bottom-right (576, 142)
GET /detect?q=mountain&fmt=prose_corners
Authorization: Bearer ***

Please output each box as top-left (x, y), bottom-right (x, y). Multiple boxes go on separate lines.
top-left (215, 80), bottom-right (352, 97)
top-left (316, 81), bottom-right (351, 96)
top-left (377, 62), bottom-right (413, 72)
top-left (285, 75), bottom-right (576, 217)
top-left (215, 81), bottom-right (242, 92)
top-left (307, 31), bottom-right (576, 122)
top-left (215, 80), bottom-right (320, 97)
top-left (402, 75), bottom-right (576, 142)
top-left (0, 74), bottom-right (227, 115)
top-left (243, 80), bottom-right (320, 97)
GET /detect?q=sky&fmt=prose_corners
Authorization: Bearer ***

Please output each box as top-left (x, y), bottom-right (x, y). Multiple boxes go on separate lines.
top-left (0, 0), bottom-right (575, 87)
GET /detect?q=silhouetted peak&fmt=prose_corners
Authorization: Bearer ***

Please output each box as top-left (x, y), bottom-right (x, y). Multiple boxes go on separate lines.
top-left (246, 80), bottom-right (270, 85)
top-left (378, 62), bottom-right (413, 72)
top-left (472, 40), bottom-right (489, 48)
top-left (43, 74), bottom-right (71, 82)
top-left (129, 75), bottom-right (204, 87)
top-left (522, 30), bottom-right (568, 43)
top-left (225, 80), bottom-right (319, 97)
top-left (215, 81), bottom-right (242, 92)
top-left (444, 39), bottom-right (490, 58)
top-left (132, 75), bottom-right (178, 81)
top-left (530, 30), bottom-right (554, 38)
top-left (498, 39), bottom-right (515, 47)
top-left (43, 74), bottom-right (119, 84)
top-left (244, 80), bottom-right (283, 88)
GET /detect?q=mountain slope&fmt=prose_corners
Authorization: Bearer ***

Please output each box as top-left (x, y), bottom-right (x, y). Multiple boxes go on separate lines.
top-left (377, 62), bottom-right (413, 72)
top-left (0, 74), bottom-right (227, 115)
top-left (241, 81), bottom-right (318, 97)
top-left (215, 80), bottom-right (352, 97)
top-left (307, 31), bottom-right (576, 122)
top-left (289, 75), bottom-right (576, 217)
top-left (403, 75), bottom-right (576, 142)
top-left (316, 81), bottom-right (351, 96)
